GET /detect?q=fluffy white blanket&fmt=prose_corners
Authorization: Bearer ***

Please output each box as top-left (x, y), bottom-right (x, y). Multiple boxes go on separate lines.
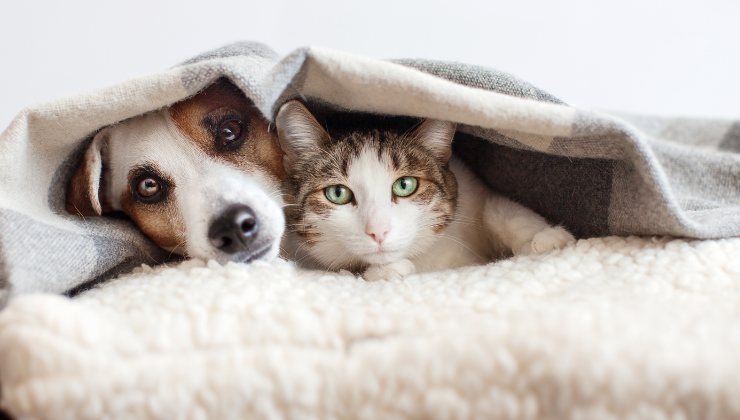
top-left (2, 236), bottom-right (739, 419)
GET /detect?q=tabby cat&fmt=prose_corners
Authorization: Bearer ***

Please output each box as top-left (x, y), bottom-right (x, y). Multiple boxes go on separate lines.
top-left (276, 101), bottom-right (575, 280)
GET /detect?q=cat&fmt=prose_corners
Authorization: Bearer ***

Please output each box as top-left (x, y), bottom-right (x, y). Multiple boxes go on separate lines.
top-left (276, 100), bottom-right (576, 281)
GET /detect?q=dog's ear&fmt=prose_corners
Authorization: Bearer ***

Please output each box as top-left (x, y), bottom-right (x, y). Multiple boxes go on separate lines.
top-left (409, 119), bottom-right (456, 163)
top-left (275, 100), bottom-right (330, 172)
top-left (66, 129), bottom-right (108, 217)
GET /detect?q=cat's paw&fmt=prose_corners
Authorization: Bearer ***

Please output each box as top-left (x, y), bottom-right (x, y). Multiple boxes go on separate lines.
top-left (516, 226), bottom-right (576, 255)
top-left (363, 259), bottom-right (416, 281)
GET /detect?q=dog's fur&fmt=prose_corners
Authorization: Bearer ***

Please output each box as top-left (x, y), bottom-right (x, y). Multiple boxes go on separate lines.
top-left (66, 79), bottom-right (286, 263)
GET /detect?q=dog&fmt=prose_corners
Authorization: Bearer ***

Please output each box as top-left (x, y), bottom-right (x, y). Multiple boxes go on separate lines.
top-left (66, 78), bottom-right (286, 263)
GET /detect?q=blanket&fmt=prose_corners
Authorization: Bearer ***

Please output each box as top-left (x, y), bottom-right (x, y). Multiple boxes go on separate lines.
top-left (0, 41), bottom-right (738, 300)
top-left (1, 236), bottom-right (739, 419)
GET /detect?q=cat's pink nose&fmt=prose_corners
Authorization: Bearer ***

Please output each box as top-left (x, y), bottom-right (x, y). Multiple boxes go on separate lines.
top-left (366, 225), bottom-right (390, 244)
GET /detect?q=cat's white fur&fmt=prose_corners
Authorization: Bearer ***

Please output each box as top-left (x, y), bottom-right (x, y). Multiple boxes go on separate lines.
top-left (277, 102), bottom-right (575, 280)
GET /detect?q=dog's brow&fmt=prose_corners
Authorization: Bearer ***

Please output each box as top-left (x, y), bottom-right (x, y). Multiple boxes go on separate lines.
top-left (128, 163), bottom-right (174, 186)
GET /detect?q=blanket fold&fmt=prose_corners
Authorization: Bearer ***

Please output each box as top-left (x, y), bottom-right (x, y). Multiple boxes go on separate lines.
top-left (0, 41), bottom-right (738, 297)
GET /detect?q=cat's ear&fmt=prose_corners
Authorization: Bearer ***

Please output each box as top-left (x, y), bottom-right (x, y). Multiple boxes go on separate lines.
top-left (410, 119), bottom-right (456, 163)
top-left (276, 100), bottom-right (330, 171)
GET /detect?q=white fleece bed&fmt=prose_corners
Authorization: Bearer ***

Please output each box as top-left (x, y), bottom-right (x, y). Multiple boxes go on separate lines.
top-left (2, 236), bottom-right (740, 419)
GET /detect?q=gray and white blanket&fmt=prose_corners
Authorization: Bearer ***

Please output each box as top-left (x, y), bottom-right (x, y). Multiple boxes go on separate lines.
top-left (1, 41), bottom-right (738, 301)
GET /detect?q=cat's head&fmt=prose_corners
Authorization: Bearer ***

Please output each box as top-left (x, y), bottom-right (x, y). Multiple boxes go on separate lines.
top-left (276, 100), bottom-right (458, 270)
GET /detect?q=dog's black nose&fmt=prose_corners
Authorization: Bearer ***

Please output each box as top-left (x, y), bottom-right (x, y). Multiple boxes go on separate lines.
top-left (208, 205), bottom-right (259, 254)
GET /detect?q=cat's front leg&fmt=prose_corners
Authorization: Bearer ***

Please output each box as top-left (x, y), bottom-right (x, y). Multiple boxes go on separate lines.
top-left (483, 193), bottom-right (576, 256)
top-left (363, 259), bottom-right (416, 281)
top-left (515, 225), bottom-right (575, 255)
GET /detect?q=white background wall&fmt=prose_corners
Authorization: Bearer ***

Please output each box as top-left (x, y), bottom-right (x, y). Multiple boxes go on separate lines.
top-left (1, 0), bottom-right (739, 130)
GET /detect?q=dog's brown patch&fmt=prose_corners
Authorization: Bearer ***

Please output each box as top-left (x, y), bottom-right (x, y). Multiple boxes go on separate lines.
top-left (169, 79), bottom-right (284, 182)
top-left (119, 171), bottom-right (186, 251)
top-left (66, 160), bottom-right (101, 217)
top-left (66, 133), bottom-right (107, 217)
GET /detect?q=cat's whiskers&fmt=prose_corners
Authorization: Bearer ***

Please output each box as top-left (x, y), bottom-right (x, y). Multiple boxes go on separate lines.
top-left (325, 255), bottom-right (346, 272)
top-left (313, 243), bottom-right (347, 271)
top-left (413, 217), bottom-right (487, 256)
top-left (293, 249), bottom-right (315, 266)
top-left (292, 239), bottom-right (315, 260)
top-left (436, 217), bottom-right (477, 228)
top-left (448, 214), bottom-right (479, 223)
top-left (413, 230), bottom-right (486, 262)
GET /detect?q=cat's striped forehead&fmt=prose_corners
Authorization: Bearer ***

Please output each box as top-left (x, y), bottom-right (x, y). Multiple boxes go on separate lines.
top-left (284, 126), bottom-right (458, 239)
top-left (288, 128), bottom-right (452, 193)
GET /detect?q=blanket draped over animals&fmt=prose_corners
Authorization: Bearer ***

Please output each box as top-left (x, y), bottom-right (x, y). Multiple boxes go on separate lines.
top-left (0, 42), bottom-right (740, 419)
top-left (0, 42), bottom-right (739, 299)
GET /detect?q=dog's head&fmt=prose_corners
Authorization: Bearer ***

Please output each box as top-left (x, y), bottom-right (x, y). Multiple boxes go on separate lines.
top-left (66, 79), bottom-right (286, 263)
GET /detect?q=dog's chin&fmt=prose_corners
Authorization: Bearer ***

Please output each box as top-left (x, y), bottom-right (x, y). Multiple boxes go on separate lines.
top-left (190, 240), bottom-right (280, 265)
top-left (225, 241), bottom-right (280, 264)
top-left (234, 242), bottom-right (279, 263)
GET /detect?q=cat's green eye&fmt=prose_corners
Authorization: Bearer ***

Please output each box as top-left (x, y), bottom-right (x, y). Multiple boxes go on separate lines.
top-left (392, 176), bottom-right (419, 197)
top-left (324, 184), bottom-right (353, 205)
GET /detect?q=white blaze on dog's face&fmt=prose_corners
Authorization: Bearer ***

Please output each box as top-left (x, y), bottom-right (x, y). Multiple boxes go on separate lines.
top-left (66, 80), bottom-right (286, 263)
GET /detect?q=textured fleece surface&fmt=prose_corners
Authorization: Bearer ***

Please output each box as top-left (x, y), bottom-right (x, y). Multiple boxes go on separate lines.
top-left (2, 236), bottom-right (740, 419)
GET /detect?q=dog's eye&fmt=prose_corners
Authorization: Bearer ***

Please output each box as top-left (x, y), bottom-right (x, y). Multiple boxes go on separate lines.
top-left (131, 172), bottom-right (169, 203)
top-left (217, 118), bottom-right (245, 151)
top-left (137, 178), bottom-right (160, 198)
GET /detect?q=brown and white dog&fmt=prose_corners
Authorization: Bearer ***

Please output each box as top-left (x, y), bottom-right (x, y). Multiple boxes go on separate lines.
top-left (66, 78), bottom-right (286, 263)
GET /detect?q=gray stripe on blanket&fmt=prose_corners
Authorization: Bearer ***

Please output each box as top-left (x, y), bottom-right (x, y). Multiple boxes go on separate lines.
top-left (392, 59), bottom-right (563, 104)
top-left (720, 122), bottom-right (740, 152)
top-left (610, 113), bottom-right (736, 149)
top-left (0, 210), bottom-right (98, 294)
top-left (0, 240), bottom-right (9, 308)
top-left (607, 161), bottom-right (688, 236)
top-left (267, 49), bottom-right (314, 116)
top-left (179, 41), bottom-right (285, 108)
top-left (180, 41), bottom-right (278, 65)
top-left (0, 210), bottom-right (167, 295)
top-left (454, 133), bottom-right (613, 238)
